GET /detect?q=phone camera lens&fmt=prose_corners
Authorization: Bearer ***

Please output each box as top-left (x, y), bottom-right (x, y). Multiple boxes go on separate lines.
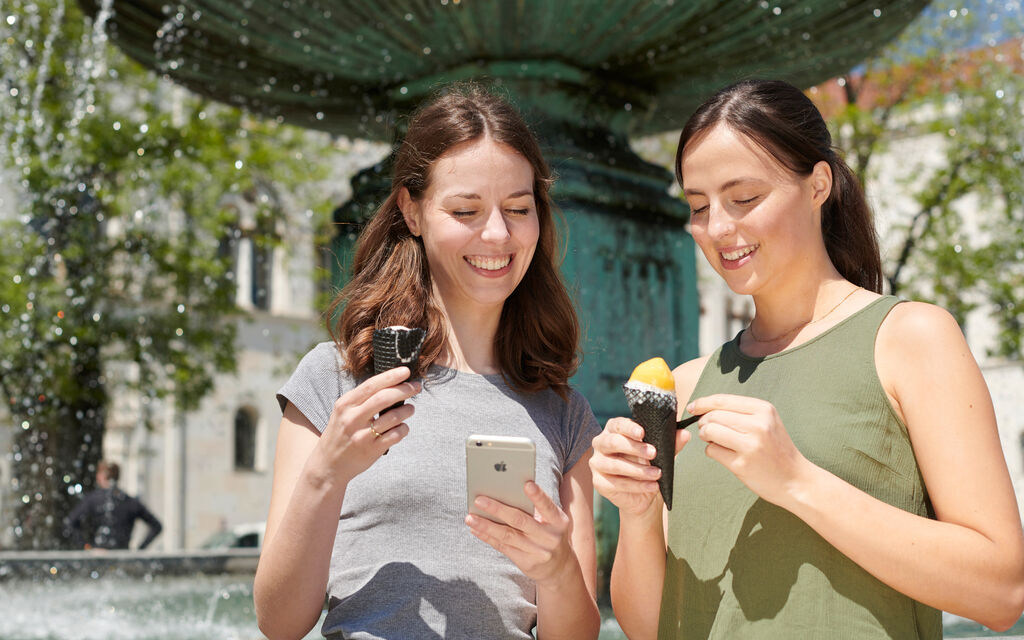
top-left (475, 441), bottom-right (482, 447)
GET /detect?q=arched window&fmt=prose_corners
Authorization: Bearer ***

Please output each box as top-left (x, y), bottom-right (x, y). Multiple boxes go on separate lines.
top-left (220, 193), bottom-right (278, 312)
top-left (234, 407), bottom-right (258, 471)
top-left (251, 239), bottom-right (273, 311)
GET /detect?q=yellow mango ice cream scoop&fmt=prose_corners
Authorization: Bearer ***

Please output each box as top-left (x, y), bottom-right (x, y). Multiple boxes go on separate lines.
top-left (623, 357), bottom-right (680, 509)
top-left (627, 357), bottom-right (675, 391)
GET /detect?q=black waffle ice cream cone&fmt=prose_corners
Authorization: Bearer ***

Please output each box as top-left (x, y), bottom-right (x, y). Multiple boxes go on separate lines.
top-left (622, 383), bottom-right (678, 509)
top-left (371, 326), bottom-right (425, 454)
top-left (372, 326), bottom-right (425, 413)
top-left (372, 326), bottom-right (426, 376)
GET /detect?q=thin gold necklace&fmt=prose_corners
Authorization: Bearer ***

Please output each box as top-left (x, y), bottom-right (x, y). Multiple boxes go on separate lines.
top-left (747, 286), bottom-right (861, 343)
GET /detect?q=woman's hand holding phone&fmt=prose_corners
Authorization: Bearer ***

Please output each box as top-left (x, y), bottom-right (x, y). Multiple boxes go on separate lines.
top-left (466, 481), bottom-right (578, 588)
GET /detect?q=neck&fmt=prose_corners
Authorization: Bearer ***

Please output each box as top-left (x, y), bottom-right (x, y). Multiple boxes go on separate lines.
top-left (748, 267), bottom-right (853, 345)
top-left (434, 292), bottom-right (503, 375)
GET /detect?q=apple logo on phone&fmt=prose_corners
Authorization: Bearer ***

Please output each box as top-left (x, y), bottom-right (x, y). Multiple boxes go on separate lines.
top-left (494, 461), bottom-right (507, 472)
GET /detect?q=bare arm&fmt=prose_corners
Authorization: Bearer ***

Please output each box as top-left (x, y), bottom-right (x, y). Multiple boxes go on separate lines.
top-left (590, 356), bottom-right (705, 639)
top-left (690, 303), bottom-right (1024, 631)
top-left (535, 452), bottom-right (601, 639)
top-left (253, 368), bottom-right (419, 640)
top-left (798, 302), bottom-right (1024, 628)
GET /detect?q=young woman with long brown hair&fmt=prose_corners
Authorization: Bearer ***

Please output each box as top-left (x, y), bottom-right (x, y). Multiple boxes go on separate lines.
top-left (590, 79), bottom-right (1024, 638)
top-left (254, 86), bottom-right (601, 639)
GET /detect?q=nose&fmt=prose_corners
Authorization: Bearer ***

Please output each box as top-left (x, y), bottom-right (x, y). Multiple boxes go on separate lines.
top-left (480, 207), bottom-right (511, 243)
top-left (706, 202), bottom-right (735, 241)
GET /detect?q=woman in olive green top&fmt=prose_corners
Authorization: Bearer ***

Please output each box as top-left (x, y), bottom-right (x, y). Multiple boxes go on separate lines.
top-left (591, 79), bottom-right (1024, 639)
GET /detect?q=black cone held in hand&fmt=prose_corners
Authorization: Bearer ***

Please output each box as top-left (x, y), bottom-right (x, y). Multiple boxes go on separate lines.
top-left (372, 326), bottom-right (425, 454)
top-left (623, 384), bottom-right (678, 509)
top-left (372, 326), bottom-right (426, 408)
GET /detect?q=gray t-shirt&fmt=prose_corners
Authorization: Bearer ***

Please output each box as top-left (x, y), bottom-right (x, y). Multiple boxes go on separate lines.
top-left (276, 341), bottom-right (601, 639)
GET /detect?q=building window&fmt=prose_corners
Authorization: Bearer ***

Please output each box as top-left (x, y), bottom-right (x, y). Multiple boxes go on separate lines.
top-left (220, 193), bottom-right (279, 312)
top-left (234, 407), bottom-right (258, 471)
top-left (251, 240), bottom-right (272, 311)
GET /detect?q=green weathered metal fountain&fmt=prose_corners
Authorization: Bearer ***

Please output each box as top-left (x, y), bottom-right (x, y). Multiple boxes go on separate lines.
top-left (81, 0), bottom-right (930, 590)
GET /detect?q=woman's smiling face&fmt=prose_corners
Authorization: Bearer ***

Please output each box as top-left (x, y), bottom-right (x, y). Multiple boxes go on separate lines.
top-left (400, 136), bottom-right (540, 316)
top-left (680, 123), bottom-right (830, 296)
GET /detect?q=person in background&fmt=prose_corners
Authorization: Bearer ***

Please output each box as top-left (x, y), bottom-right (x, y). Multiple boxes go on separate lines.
top-left (254, 85), bottom-right (601, 640)
top-left (66, 460), bottom-right (163, 550)
top-left (590, 79), bottom-right (1024, 638)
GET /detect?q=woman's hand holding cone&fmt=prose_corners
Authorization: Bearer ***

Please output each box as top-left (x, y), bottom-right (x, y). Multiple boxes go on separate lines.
top-left (689, 394), bottom-right (812, 509)
top-left (314, 367), bottom-right (421, 485)
top-left (590, 417), bottom-right (691, 516)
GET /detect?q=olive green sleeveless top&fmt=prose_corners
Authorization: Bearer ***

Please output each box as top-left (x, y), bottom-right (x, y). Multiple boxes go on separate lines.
top-left (659, 296), bottom-right (941, 639)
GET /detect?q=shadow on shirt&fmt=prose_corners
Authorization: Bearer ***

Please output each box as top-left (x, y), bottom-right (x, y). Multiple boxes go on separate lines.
top-left (663, 499), bottom-right (936, 638)
top-left (326, 561), bottom-right (515, 639)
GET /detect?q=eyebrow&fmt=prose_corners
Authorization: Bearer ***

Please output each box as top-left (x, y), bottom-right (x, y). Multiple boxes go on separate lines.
top-left (446, 190), bottom-right (534, 200)
top-left (683, 177), bottom-right (764, 197)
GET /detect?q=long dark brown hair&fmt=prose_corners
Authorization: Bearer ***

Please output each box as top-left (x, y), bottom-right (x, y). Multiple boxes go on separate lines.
top-left (675, 79), bottom-right (883, 293)
top-left (328, 85), bottom-right (580, 397)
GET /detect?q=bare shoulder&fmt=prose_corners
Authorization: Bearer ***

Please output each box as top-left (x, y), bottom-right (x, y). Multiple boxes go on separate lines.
top-left (673, 355), bottom-right (712, 407)
top-left (877, 300), bottom-right (967, 355)
top-left (876, 300), bottom-right (983, 421)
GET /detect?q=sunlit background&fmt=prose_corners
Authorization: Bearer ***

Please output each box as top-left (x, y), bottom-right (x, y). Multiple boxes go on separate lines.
top-left (1, 1), bottom-right (1023, 638)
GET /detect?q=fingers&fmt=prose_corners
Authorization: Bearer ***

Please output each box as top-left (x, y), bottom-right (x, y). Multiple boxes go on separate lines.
top-left (698, 421), bottom-right (743, 452)
top-left (465, 515), bottom-right (522, 554)
top-left (466, 485), bottom-right (568, 558)
top-left (591, 417), bottom-right (664, 500)
top-left (704, 441), bottom-right (737, 468)
top-left (330, 370), bottom-right (421, 435)
top-left (466, 504), bottom-right (543, 556)
top-left (590, 452), bottom-right (661, 484)
top-left (596, 430), bottom-right (656, 461)
top-left (373, 422), bottom-right (410, 450)
top-left (363, 379), bottom-right (421, 417)
top-left (523, 481), bottom-right (569, 529)
top-left (344, 366), bottom-right (412, 405)
top-left (687, 393), bottom-right (767, 417)
top-left (591, 470), bottom-right (660, 497)
top-left (370, 402), bottom-right (414, 436)
top-left (603, 417), bottom-right (645, 441)
top-left (473, 494), bottom-right (546, 538)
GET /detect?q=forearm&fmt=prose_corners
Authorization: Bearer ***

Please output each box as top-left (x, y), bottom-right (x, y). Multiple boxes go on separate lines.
top-left (609, 505), bottom-right (667, 640)
top-left (536, 558), bottom-right (600, 640)
top-left (254, 455), bottom-right (348, 640)
top-left (137, 522), bottom-right (161, 550)
top-left (788, 463), bottom-right (1024, 630)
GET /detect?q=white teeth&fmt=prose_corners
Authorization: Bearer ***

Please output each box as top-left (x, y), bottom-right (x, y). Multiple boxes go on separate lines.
top-left (721, 246), bottom-right (757, 261)
top-left (466, 255), bottom-right (512, 271)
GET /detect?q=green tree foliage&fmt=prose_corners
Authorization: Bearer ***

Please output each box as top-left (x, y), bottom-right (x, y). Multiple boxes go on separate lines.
top-left (816, 0), bottom-right (1024, 358)
top-left (0, 0), bottom-right (328, 548)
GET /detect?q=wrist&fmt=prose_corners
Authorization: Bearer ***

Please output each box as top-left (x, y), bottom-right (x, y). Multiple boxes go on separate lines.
top-left (534, 551), bottom-right (585, 594)
top-left (303, 447), bottom-right (352, 497)
top-left (619, 497), bottom-right (664, 531)
top-left (781, 457), bottom-right (827, 517)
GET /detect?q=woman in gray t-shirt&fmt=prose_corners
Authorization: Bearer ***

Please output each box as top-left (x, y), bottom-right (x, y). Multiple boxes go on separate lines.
top-left (254, 86), bottom-right (602, 640)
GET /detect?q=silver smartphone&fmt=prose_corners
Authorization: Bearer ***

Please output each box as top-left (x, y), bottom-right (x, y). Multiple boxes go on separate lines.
top-left (466, 434), bottom-right (536, 524)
